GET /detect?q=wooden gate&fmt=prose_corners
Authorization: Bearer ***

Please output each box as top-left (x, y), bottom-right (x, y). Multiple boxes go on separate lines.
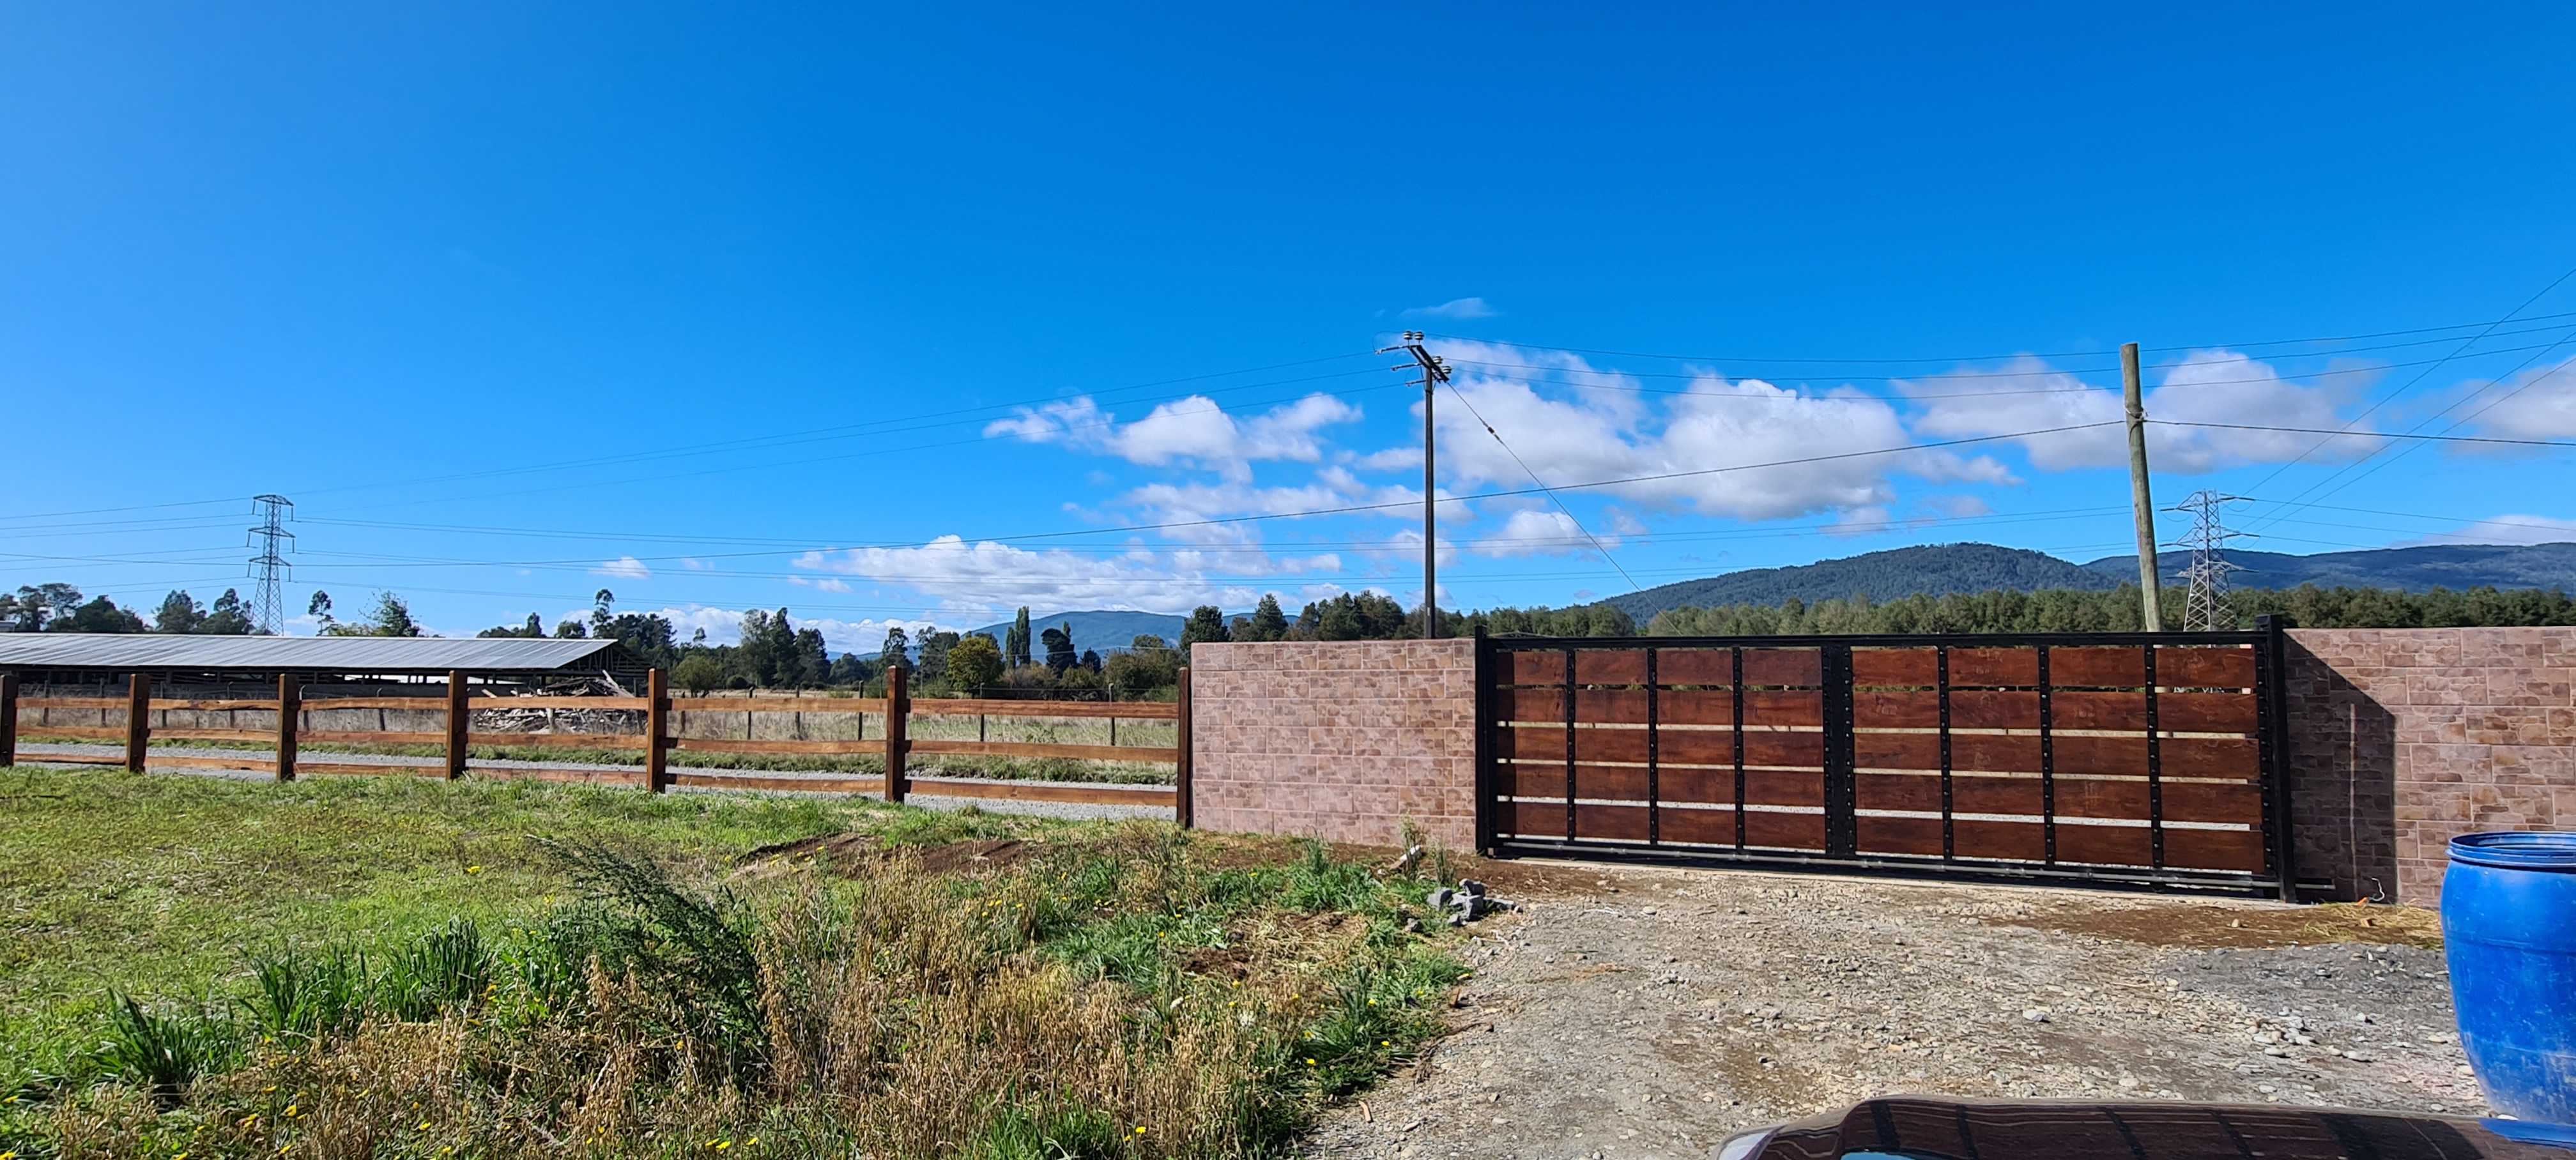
top-left (1476, 621), bottom-right (2294, 897)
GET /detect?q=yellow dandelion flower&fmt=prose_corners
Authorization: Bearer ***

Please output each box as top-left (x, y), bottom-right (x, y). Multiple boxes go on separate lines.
top-left (466, 866), bottom-right (483, 874)
top-left (239, 1116), bottom-right (258, 1128)
top-left (285, 1104), bottom-right (298, 1117)
top-left (1304, 1058), bottom-right (1315, 1066)
top-left (418, 1122), bottom-right (432, 1131)
top-left (1367, 998), bottom-right (1376, 1005)
top-left (1381, 1039), bottom-right (1391, 1047)
top-left (746, 1138), bottom-right (759, 1147)
top-left (1133, 1126), bottom-right (1147, 1135)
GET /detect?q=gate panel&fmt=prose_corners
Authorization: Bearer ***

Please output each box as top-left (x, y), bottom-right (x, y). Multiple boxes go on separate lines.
top-left (1479, 625), bottom-right (2294, 897)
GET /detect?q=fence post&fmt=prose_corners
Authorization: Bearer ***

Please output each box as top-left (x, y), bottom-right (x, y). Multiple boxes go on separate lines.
top-left (445, 671), bottom-right (468, 780)
top-left (0, 672), bottom-right (17, 769)
top-left (0, 672), bottom-right (18, 769)
top-left (275, 674), bottom-right (298, 782)
top-left (884, 665), bottom-right (908, 804)
top-left (125, 673), bottom-right (151, 773)
top-left (1174, 665), bottom-right (1193, 828)
top-left (2256, 614), bottom-right (2299, 903)
top-left (645, 668), bottom-right (669, 793)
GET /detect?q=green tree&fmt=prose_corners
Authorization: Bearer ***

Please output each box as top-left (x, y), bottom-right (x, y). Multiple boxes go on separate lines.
top-left (1105, 634), bottom-right (1183, 696)
top-left (323, 591), bottom-right (424, 637)
top-left (307, 590), bottom-right (335, 633)
top-left (1245, 593), bottom-right (1289, 641)
top-left (53, 595), bottom-right (146, 633)
top-left (1006, 607), bottom-right (1034, 668)
top-left (792, 627), bottom-right (829, 687)
top-left (1041, 622), bottom-right (1077, 674)
top-left (14, 584), bottom-right (84, 630)
top-left (880, 626), bottom-right (912, 673)
top-left (201, 589), bottom-right (256, 635)
top-left (673, 654), bottom-right (725, 693)
top-left (153, 590), bottom-right (206, 634)
top-left (1180, 605), bottom-right (1230, 648)
top-left (554, 619), bottom-right (587, 639)
top-left (916, 630), bottom-right (960, 682)
top-left (946, 633), bottom-right (1004, 693)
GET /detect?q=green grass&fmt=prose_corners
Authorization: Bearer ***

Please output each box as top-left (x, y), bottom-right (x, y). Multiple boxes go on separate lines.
top-left (0, 767), bottom-right (1464, 1158)
top-left (0, 766), bottom-right (886, 1089)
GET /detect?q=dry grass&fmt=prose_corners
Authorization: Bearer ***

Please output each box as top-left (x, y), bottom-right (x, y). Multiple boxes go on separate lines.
top-left (1, 774), bottom-right (1464, 1159)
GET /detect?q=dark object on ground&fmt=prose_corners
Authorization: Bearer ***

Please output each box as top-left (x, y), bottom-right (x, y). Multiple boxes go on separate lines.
top-left (1717, 1097), bottom-right (2576, 1159)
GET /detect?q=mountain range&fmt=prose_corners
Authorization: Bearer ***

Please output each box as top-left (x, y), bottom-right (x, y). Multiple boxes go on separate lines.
top-left (1604, 540), bottom-right (2576, 623)
top-left (959, 541), bottom-right (2576, 648)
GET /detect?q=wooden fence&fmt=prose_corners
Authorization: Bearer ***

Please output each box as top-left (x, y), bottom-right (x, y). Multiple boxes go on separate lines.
top-left (0, 668), bottom-right (1191, 816)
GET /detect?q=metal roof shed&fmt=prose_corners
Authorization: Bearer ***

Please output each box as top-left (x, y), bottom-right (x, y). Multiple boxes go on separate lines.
top-left (0, 634), bottom-right (647, 691)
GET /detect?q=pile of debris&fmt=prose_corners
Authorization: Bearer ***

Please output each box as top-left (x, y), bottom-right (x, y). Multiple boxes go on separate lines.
top-left (1425, 880), bottom-right (1512, 927)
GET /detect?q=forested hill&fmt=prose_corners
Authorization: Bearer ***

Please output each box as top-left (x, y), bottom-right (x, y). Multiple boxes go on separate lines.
top-left (1609, 540), bottom-right (2576, 623)
top-left (1606, 544), bottom-right (2113, 622)
top-left (2083, 543), bottom-right (2576, 594)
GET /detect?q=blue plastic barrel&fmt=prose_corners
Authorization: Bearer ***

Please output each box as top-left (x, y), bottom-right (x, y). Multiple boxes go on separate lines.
top-left (2443, 832), bottom-right (2576, 1124)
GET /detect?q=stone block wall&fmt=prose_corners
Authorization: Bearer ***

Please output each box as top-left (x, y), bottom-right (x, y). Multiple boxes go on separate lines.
top-left (2283, 627), bottom-right (2576, 905)
top-left (1188, 639), bottom-right (1478, 850)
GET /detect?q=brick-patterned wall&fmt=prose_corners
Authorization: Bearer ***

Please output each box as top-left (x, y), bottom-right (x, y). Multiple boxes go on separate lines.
top-left (2285, 627), bottom-right (2576, 906)
top-left (1188, 639), bottom-right (1478, 850)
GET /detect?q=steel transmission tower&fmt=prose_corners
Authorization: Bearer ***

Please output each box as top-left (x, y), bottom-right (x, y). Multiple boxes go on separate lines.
top-left (247, 494), bottom-right (296, 634)
top-left (2165, 491), bottom-right (2251, 631)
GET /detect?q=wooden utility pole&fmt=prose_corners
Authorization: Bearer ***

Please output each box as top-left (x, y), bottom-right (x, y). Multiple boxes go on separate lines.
top-left (1380, 332), bottom-right (1453, 637)
top-left (883, 664), bottom-right (908, 804)
top-left (0, 673), bottom-right (18, 769)
top-left (2123, 342), bottom-right (2165, 631)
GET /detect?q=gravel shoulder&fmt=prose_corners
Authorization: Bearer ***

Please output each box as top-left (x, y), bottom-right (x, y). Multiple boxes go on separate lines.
top-left (10, 743), bottom-right (1171, 822)
top-left (1307, 864), bottom-right (2471, 1160)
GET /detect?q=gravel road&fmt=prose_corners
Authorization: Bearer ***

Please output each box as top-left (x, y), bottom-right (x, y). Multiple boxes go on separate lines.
top-left (1307, 864), bottom-right (2473, 1160)
top-left (10, 744), bottom-right (1171, 823)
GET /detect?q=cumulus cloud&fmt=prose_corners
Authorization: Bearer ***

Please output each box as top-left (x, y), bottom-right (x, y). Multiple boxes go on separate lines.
top-left (592, 556), bottom-right (652, 579)
top-left (1907, 351), bottom-right (2382, 473)
top-left (1422, 340), bottom-right (2013, 521)
top-left (1471, 508), bottom-right (1613, 558)
top-left (983, 392), bottom-right (1363, 481)
top-left (792, 535), bottom-right (1348, 619)
top-left (2460, 355), bottom-right (2576, 441)
top-left (1402, 296), bottom-right (1498, 320)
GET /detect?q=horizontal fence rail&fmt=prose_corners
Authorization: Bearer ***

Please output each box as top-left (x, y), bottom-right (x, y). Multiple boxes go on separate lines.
top-left (1479, 625), bottom-right (2292, 899)
top-left (0, 666), bottom-right (1191, 818)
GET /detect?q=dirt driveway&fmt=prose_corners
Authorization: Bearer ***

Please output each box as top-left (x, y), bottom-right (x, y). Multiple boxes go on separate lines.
top-left (1308, 862), bottom-right (2474, 1159)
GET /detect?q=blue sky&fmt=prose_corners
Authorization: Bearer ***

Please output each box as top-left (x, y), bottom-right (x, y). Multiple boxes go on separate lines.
top-left (7, 3), bottom-right (2576, 651)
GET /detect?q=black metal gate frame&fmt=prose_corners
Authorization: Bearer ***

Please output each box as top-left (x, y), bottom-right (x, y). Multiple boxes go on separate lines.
top-left (1472, 620), bottom-right (2297, 900)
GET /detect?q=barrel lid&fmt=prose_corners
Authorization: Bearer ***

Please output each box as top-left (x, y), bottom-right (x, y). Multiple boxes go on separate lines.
top-left (2450, 832), bottom-right (2576, 872)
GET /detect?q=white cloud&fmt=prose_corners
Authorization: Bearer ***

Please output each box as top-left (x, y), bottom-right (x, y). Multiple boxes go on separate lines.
top-left (982, 392), bottom-right (1363, 482)
top-left (788, 576), bottom-right (855, 593)
top-left (592, 556), bottom-right (652, 579)
top-left (679, 558), bottom-right (710, 571)
top-left (1471, 508), bottom-right (1613, 558)
top-left (2462, 355), bottom-right (2576, 441)
top-left (1402, 296), bottom-right (1498, 320)
top-left (1924, 494), bottom-right (1994, 519)
top-left (2395, 513), bottom-right (2576, 547)
top-left (1908, 351), bottom-right (2382, 473)
top-left (792, 535), bottom-right (1348, 619)
top-left (1423, 340), bottom-right (2012, 521)
top-left (1351, 446), bottom-right (1423, 473)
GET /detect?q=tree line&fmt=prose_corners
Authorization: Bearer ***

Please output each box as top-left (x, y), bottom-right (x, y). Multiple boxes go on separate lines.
top-left (2, 583), bottom-right (261, 635)
top-left (19, 577), bottom-right (2570, 699)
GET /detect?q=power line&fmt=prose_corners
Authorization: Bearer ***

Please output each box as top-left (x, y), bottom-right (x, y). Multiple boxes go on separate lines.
top-left (2237, 263), bottom-right (2576, 502)
top-left (1445, 338), bottom-right (2576, 388)
top-left (1415, 310), bottom-right (2576, 367)
top-left (2149, 420), bottom-right (2576, 448)
top-left (1441, 381), bottom-right (1644, 595)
